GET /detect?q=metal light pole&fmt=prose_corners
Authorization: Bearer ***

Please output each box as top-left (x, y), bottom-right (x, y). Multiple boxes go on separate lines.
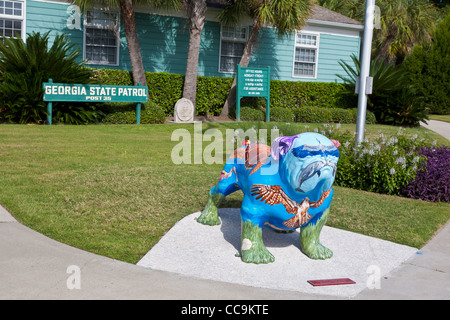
top-left (355, 0), bottom-right (375, 146)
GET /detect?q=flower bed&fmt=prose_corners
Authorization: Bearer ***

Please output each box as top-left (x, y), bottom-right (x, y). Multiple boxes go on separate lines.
top-left (402, 146), bottom-right (450, 202)
top-left (334, 128), bottom-right (429, 196)
top-left (278, 124), bottom-right (449, 203)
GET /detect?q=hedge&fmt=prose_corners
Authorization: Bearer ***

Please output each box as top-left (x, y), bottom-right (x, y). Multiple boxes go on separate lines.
top-left (240, 107), bottom-right (265, 121)
top-left (92, 69), bottom-right (232, 116)
top-left (241, 106), bottom-right (376, 124)
top-left (270, 107), bottom-right (295, 122)
top-left (102, 101), bottom-right (166, 124)
top-left (270, 80), bottom-right (350, 109)
top-left (295, 106), bottom-right (376, 124)
top-left (91, 69), bottom-right (356, 118)
top-left (91, 69), bottom-right (183, 115)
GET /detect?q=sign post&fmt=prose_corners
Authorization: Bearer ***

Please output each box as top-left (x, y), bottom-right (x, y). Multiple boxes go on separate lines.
top-left (236, 65), bottom-right (271, 122)
top-left (46, 79), bottom-right (54, 125)
top-left (43, 79), bottom-right (148, 125)
top-left (136, 82), bottom-right (142, 125)
top-left (355, 0), bottom-right (375, 146)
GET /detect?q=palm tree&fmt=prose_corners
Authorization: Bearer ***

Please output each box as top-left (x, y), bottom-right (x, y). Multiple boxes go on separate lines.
top-left (317, 0), bottom-right (440, 63)
top-left (118, 0), bottom-right (147, 85)
top-left (76, 0), bottom-right (209, 111)
top-left (375, 0), bottom-right (439, 63)
top-left (73, 0), bottom-right (181, 86)
top-left (219, 0), bottom-right (313, 118)
top-left (182, 0), bottom-right (207, 106)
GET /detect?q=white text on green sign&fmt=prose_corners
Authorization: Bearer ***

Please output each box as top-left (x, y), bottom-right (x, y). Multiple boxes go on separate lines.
top-left (43, 83), bottom-right (148, 103)
top-left (240, 68), bottom-right (269, 97)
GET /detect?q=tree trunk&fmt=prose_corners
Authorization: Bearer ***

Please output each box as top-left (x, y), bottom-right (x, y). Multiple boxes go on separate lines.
top-left (183, 26), bottom-right (203, 106)
top-left (119, 0), bottom-right (147, 86)
top-left (220, 18), bottom-right (262, 118)
top-left (182, 0), bottom-right (207, 107)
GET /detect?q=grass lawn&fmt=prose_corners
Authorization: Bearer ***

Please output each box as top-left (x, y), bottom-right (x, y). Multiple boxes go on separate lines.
top-left (0, 122), bottom-right (449, 264)
top-left (429, 114), bottom-right (450, 123)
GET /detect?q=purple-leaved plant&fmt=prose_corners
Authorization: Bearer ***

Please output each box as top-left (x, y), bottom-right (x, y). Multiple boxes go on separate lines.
top-left (403, 146), bottom-right (450, 202)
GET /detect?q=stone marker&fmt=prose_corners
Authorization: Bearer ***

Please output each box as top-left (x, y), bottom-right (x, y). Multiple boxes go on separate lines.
top-left (174, 98), bottom-right (194, 123)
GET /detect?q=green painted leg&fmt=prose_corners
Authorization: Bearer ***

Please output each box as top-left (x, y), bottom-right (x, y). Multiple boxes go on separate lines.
top-left (197, 191), bottom-right (224, 226)
top-left (299, 208), bottom-right (333, 260)
top-left (240, 220), bottom-right (275, 264)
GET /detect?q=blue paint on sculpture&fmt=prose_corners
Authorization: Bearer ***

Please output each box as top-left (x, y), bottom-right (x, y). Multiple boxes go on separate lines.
top-left (197, 132), bottom-right (340, 264)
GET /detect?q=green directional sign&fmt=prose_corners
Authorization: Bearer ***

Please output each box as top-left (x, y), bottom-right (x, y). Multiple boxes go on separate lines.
top-left (236, 65), bottom-right (271, 122)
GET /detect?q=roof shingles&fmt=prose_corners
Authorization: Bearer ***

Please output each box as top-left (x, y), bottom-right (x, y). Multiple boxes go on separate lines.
top-left (206, 1), bottom-right (362, 26)
top-left (309, 4), bottom-right (362, 25)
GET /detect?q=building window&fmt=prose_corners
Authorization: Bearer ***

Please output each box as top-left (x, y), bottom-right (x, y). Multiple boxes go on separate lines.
top-left (0, 0), bottom-right (25, 39)
top-left (294, 32), bottom-right (319, 78)
top-left (84, 10), bottom-right (119, 66)
top-left (219, 26), bottom-right (248, 73)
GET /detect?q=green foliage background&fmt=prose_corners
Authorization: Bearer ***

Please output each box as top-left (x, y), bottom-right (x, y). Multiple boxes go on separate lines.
top-left (0, 32), bottom-right (96, 124)
top-left (404, 13), bottom-right (450, 115)
top-left (94, 69), bottom-right (357, 118)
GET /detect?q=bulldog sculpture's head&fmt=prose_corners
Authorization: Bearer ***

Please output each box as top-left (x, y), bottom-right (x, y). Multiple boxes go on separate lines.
top-left (271, 132), bottom-right (340, 201)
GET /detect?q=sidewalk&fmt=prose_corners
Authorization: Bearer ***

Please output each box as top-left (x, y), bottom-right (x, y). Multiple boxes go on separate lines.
top-left (1, 204), bottom-right (449, 300)
top-left (0, 207), bottom-right (335, 300)
top-left (421, 120), bottom-right (450, 140)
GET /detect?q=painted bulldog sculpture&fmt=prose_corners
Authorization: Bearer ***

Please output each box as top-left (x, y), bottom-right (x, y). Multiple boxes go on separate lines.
top-left (197, 132), bottom-right (340, 264)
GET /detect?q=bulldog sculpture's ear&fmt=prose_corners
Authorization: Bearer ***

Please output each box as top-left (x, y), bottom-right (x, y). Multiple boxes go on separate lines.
top-left (271, 135), bottom-right (300, 161)
top-left (331, 139), bottom-right (341, 148)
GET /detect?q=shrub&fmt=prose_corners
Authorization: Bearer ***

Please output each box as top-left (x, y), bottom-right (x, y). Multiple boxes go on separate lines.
top-left (103, 102), bottom-right (166, 124)
top-left (53, 104), bottom-right (103, 125)
top-left (337, 53), bottom-right (428, 126)
top-left (262, 122), bottom-right (444, 201)
top-left (103, 111), bottom-right (136, 124)
top-left (146, 72), bottom-right (184, 115)
top-left (91, 68), bottom-right (133, 86)
top-left (402, 146), bottom-right (450, 202)
top-left (91, 67), bottom-right (380, 125)
top-left (240, 122), bottom-right (442, 200)
top-left (0, 71), bottom-right (47, 123)
top-left (140, 101), bottom-right (167, 124)
top-left (270, 80), bottom-right (348, 109)
top-left (93, 69), bottom-right (181, 116)
top-left (295, 106), bottom-right (333, 123)
top-left (332, 108), bottom-right (354, 123)
top-left (92, 68), bottom-right (353, 116)
top-left (373, 90), bottom-right (429, 127)
top-left (373, 88), bottom-right (429, 127)
top-left (350, 108), bottom-right (377, 125)
top-left (270, 107), bottom-right (295, 122)
top-left (94, 70), bottom-right (233, 117)
top-left (337, 54), bottom-right (407, 98)
top-left (335, 128), bottom-right (428, 196)
top-left (293, 106), bottom-right (376, 124)
top-left (0, 32), bottom-right (95, 124)
top-left (196, 76), bottom-right (233, 115)
top-left (404, 14), bottom-right (450, 115)
top-left (240, 107), bottom-right (265, 121)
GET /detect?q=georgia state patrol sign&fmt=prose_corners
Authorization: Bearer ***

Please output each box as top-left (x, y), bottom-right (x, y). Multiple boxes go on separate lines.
top-left (43, 81), bottom-right (148, 103)
top-left (42, 79), bottom-right (148, 125)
